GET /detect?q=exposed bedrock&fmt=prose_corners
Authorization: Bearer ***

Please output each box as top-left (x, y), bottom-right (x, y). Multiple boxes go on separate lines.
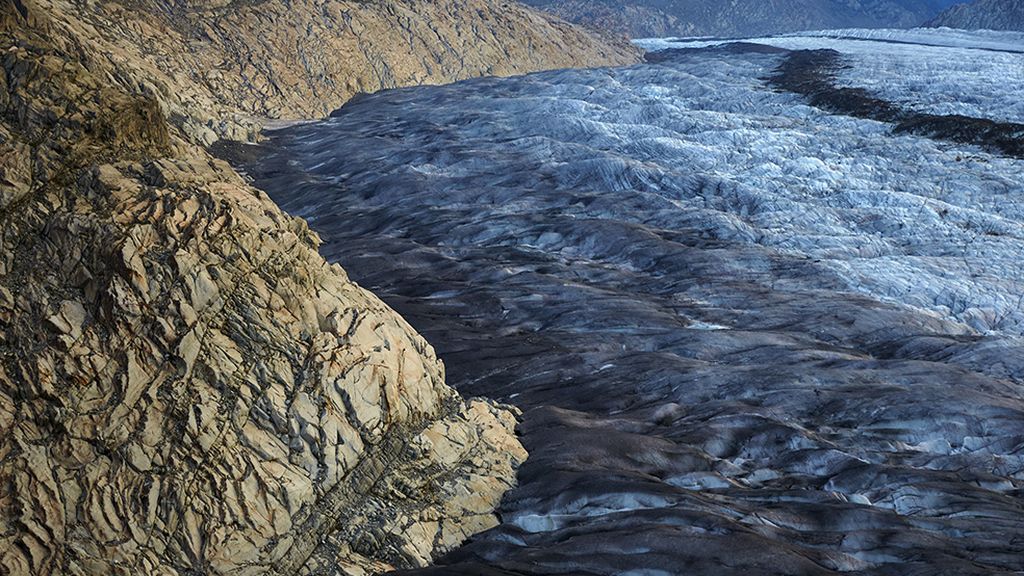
top-left (0, 1), bottom-right (637, 574)
top-left (20, 0), bottom-right (638, 146)
top-left (927, 0), bottom-right (1024, 32)
top-left (520, 0), bottom-right (963, 39)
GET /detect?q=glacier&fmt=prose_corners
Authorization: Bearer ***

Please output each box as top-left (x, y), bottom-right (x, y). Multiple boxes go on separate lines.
top-left (642, 28), bottom-right (1024, 123)
top-left (217, 29), bottom-right (1024, 576)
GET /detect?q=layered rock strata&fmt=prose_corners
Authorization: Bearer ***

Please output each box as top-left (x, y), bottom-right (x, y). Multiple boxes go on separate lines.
top-left (33, 0), bottom-right (638, 145)
top-left (0, 0), bottom-right (634, 574)
top-left (927, 0), bottom-right (1024, 31)
top-left (521, 0), bottom-right (962, 38)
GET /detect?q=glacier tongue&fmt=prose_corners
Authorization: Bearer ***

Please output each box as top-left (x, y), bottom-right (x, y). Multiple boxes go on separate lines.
top-left (645, 28), bottom-right (1024, 123)
top-left (220, 34), bottom-right (1024, 576)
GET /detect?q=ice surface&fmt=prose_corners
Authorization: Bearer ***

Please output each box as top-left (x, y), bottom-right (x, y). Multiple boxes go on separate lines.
top-left (219, 32), bottom-right (1024, 576)
top-left (637, 27), bottom-right (1024, 53)
top-left (643, 28), bottom-right (1024, 123)
top-left (789, 27), bottom-right (1024, 51)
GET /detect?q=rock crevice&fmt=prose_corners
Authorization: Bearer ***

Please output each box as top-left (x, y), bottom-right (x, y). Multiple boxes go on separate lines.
top-left (0, 0), bottom-right (631, 574)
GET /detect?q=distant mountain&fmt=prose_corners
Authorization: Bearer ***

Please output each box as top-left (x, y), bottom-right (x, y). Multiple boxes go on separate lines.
top-left (927, 0), bottom-right (1024, 31)
top-left (519, 0), bottom-right (966, 38)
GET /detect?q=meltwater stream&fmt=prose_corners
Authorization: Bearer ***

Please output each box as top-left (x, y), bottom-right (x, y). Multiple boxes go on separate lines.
top-left (218, 36), bottom-right (1024, 575)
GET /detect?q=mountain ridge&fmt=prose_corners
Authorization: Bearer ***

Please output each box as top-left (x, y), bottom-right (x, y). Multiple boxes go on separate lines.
top-left (927, 0), bottom-right (1024, 31)
top-left (521, 0), bottom-right (966, 38)
top-left (0, 1), bottom-right (636, 574)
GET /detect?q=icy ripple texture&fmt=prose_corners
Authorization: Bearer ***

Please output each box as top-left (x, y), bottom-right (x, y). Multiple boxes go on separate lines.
top-left (644, 28), bottom-right (1024, 124)
top-left (230, 34), bottom-right (1024, 576)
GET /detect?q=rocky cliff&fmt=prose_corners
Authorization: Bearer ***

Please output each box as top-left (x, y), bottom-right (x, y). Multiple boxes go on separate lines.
top-left (927, 0), bottom-right (1024, 31)
top-left (0, 1), bottom-right (637, 575)
top-left (24, 0), bottom-right (638, 145)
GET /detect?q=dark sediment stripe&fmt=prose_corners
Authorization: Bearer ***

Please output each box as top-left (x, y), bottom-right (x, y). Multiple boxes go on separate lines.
top-left (767, 48), bottom-right (1024, 158)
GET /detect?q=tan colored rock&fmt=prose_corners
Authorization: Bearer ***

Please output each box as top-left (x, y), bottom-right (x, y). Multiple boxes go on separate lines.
top-left (0, 0), bottom-right (633, 574)
top-left (21, 0), bottom-right (638, 146)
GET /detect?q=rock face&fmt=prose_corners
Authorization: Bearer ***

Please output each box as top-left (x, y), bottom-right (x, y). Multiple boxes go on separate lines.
top-left (36, 0), bottom-right (638, 146)
top-left (0, 1), bottom-right (634, 574)
top-left (927, 0), bottom-right (1024, 31)
top-left (520, 0), bottom-right (963, 38)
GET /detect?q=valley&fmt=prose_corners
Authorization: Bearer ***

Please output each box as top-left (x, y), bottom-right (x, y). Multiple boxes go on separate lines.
top-left (220, 29), bottom-right (1024, 575)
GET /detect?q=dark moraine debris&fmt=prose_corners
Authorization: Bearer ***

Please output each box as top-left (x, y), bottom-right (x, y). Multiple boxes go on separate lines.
top-left (769, 48), bottom-right (1024, 158)
top-left (643, 42), bottom-right (791, 63)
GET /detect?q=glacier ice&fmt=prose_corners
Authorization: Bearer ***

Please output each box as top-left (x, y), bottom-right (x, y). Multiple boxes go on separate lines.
top-left (218, 29), bottom-right (1024, 576)
top-left (644, 28), bottom-right (1024, 123)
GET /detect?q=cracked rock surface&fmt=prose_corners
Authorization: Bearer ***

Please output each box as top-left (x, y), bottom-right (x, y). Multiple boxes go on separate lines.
top-left (927, 0), bottom-right (1024, 32)
top-left (21, 0), bottom-right (638, 146)
top-left (520, 0), bottom-right (960, 39)
top-left (0, 0), bottom-right (631, 574)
